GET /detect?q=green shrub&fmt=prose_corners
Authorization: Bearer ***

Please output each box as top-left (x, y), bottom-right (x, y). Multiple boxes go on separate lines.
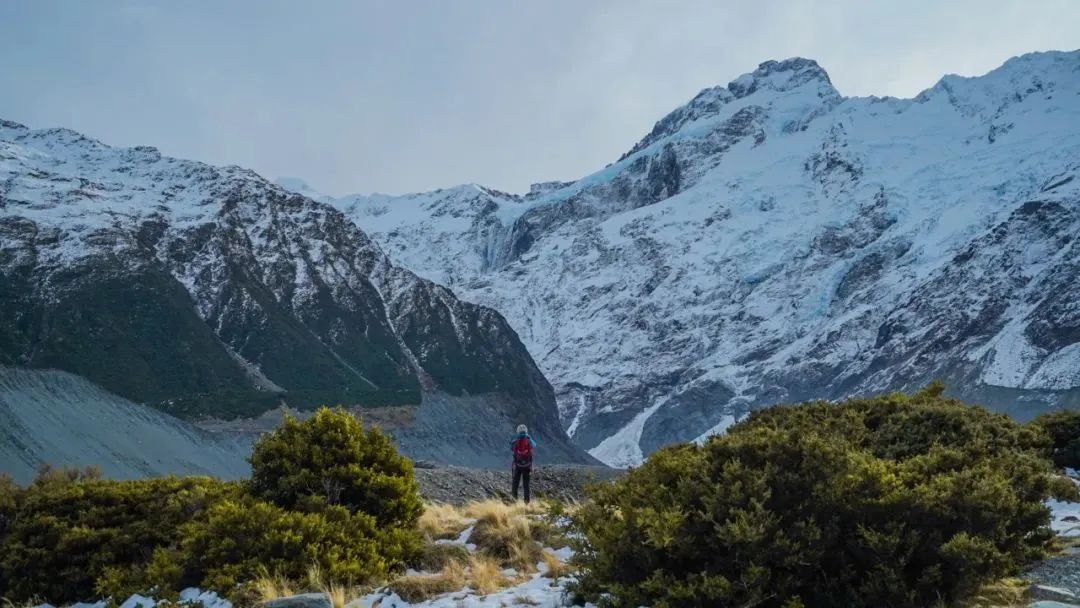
top-left (738, 382), bottom-right (1052, 462)
top-left (249, 407), bottom-right (423, 529)
top-left (152, 496), bottom-right (417, 593)
top-left (0, 471), bottom-right (236, 603)
top-left (1, 410), bottom-right (426, 604)
top-left (1031, 410), bottom-right (1080, 470)
top-left (570, 387), bottom-right (1078, 608)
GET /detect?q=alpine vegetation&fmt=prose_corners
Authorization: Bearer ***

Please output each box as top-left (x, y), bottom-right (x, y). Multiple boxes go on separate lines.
top-left (0, 409), bottom-right (422, 604)
top-left (568, 386), bottom-right (1080, 608)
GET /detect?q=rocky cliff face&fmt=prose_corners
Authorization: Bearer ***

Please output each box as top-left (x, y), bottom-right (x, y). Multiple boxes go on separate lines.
top-left (300, 51), bottom-right (1080, 466)
top-left (0, 122), bottom-right (591, 467)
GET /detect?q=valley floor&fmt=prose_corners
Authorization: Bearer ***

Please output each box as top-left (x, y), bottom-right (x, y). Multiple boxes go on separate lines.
top-left (413, 463), bottom-right (621, 505)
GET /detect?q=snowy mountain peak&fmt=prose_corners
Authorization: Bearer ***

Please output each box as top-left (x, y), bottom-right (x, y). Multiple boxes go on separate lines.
top-left (917, 49), bottom-right (1079, 118)
top-left (728, 57), bottom-right (834, 97)
top-left (0, 120), bottom-right (595, 467)
top-left (317, 50), bottom-right (1080, 466)
top-left (274, 177), bottom-right (333, 203)
top-left (623, 56), bottom-right (838, 160)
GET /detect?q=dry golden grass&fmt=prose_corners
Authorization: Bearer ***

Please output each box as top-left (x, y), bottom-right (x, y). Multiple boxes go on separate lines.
top-left (467, 554), bottom-right (508, 596)
top-left (506, 537), bottom-right (543, 575)
top-left (955, 577), bottom-right (1028, 608)
top-left (458, 498), bottom-right (566, 576)
top-left (253, 566), bottom-right (295, 602)
top-left (559, 499), bottom-right (584, 516)
top-left (241, 564), bottom-right (355, 608)
top-left (419, 502), bottom-right (473, 541)
top-left (398, 500), bottom-right (565, 600)
top-left (324, 583), bottom-right (348, 608)
top-left (468, 513), bottom-right (530, 557)
top-left (461, 498), bottom-right (546, 521)
top-left (539, 550), bottom-right (573, 580)
top-left (306, 563), bottom-right (369, 608)
top-left (388, 560), bottom-right (467, 603)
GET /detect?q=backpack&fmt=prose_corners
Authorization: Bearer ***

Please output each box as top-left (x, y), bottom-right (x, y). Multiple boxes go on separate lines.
top-left (512, 436), bottom-right (533, 470)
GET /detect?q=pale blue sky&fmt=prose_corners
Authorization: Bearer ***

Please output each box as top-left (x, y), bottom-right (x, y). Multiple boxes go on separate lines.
top-left (1, 1), bottom-right (1077, 195)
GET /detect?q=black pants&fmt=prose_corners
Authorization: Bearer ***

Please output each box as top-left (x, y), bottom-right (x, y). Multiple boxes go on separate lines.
top-left (512, 466), bottom-right (531, 503)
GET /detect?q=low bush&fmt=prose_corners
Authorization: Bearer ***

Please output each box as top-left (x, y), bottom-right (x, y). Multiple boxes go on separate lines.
top-left (156, 496), bottom-right (417, 592)
top-left (1031, 410), bottom-right (1080, 470)
top-left (570, 386), bottom-right (1079, 608)
top-left (388, 560), bottom-right (466, 603)
top-left (0, 471), bottom-right (235, 603)
top-left (0, 409), bottom-right (423, 604)
top-left (249, 407), bottom-right (422, 529)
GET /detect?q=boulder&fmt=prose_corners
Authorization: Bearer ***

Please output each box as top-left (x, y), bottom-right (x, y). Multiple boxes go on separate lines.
top-left (1029, 585), bottom-right (1080, 603)
top-left (262, 593), bottom-right (332, 608)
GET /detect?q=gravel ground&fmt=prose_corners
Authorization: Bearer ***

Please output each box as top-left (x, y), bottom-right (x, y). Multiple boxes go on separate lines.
top-left (414, 462), bottom-right (622, 505)
top-left (1026, 549), bottom-right (1080, 598)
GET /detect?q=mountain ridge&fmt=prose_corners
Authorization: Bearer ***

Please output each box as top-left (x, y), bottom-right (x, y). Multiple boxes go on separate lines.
top-left (287, 49), bottom-right (1080, 466)
top-left (0, 122), bottom-right (595, 467)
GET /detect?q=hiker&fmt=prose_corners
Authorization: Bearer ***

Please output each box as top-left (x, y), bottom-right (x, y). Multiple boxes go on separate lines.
top-left (510, 423), bottom-right (536, 503)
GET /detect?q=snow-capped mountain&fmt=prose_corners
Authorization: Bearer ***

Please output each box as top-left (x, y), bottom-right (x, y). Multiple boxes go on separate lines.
top-left (291, 50), bottom-right (1080, 467)
top-left (0, 121), bottom-right (593, 467)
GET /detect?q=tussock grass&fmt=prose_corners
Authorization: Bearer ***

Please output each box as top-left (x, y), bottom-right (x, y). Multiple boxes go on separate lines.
top-left (468, 510), bottom-right (532, 559)
top-left (458, 499), bottom-right (568, 575)
top-left (388, 560), bottom-right (466, 603)
top-left (396, 500), bottom-right (566, 600)
top-left (251, 564), bottom-right (363, 608)
top-left (539, 550), bottom-right (573, 580)
top-left (955, 577), bottom-right (1028, 608)
top-left (416, 542), bottom-right (472, 571)
top-left (253, 566), bottom-right (295, 602)
top-left (321, 582), bottom-right (348, 608)
top-left (461, 498), bottom-right (545, 521)
top-left (306, 563), bottom-right (367, 608)
top-left (467, 501), bottom-right (557, 564)
top-left (506, 537), bottom-right (544, 575)
top-left (419, 503), bottom-right (473, 541)
top-left (467, 554), bottom-right (507, 596)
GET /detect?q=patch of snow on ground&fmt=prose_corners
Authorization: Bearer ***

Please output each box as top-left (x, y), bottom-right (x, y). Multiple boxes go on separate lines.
top-left (118, 595), bottom-right (155, 608)
top-left (353, 568), bottom-right (591, 608)
top-left (1049, 473), bottom-right (1080, 538)
top-left (434, 523), bottom-right (476, 549)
